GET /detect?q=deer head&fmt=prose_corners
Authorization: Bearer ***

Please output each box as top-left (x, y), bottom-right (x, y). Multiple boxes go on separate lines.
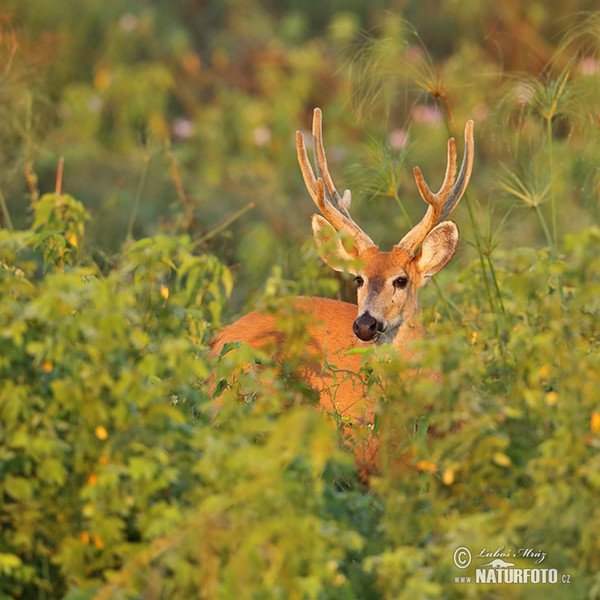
top-left (296, 108), bottom-right (474, 343)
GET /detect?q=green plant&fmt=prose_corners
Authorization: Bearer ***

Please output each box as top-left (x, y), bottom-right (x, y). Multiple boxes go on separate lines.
top-left (1, 3), bottom-right (600, 598)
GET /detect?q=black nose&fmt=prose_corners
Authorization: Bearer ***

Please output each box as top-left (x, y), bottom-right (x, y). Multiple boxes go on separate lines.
top-left (353, 312), bottom-right (382, 342)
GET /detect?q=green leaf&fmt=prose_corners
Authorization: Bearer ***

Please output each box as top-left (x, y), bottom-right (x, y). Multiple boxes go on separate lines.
top-left (4, 476), bottom-right (34, 500)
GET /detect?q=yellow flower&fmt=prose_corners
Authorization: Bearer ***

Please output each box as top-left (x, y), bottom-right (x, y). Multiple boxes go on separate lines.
top-left (92, 535), bottom-right (104, 550)
top-left (442, 468), bottom-right (455, 485)
top-left (416, 459), bottom-right (437, 473)
top-left (95, 426), bottom-right (108, 440)
top-left (544, 391), bottom-right (558, 406)
top-left (94, 67), bottom-right (111, 90)
top-left (160, 284), bottom-right (169, 300)
top-left (493, 452), bottom-right (511, 468)
top-left (591, 411), bottom-right (600, 434)
top-left (538, 364), bottom-right (550, 379)
top-left (42, 361), bottom-right (53, 373)
top-left (65, 232), bottom-right (78, 247)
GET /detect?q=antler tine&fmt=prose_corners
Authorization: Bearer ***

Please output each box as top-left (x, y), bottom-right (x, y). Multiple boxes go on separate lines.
top-left (312, 108), bottom-right (351, 217)
top-left (439, 120), bottom-right (474, 221)
top-left (296, 129), bottom-right (319, 201)
top-left (397, 120), bottom-right (474, 254)
top-left (296, 108), bottom-right (376, 253)
top-left (413, 137), bottom-right (457, 207)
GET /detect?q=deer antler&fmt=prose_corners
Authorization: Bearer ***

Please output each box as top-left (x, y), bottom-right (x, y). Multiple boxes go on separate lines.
top-left (296, 108), bottom-right (376, 253)
top-left (397, 120), bottom-right (474, 255)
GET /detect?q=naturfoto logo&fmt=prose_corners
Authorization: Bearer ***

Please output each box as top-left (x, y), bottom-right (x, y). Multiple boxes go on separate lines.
top-left (452, 545), bottom-right (572, 586)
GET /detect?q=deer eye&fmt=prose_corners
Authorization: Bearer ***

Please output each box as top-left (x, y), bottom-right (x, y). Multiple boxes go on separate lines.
top-left (393, 276), bottom-right (408, 289)
top-left (354, 276), bottom-right (364, 288)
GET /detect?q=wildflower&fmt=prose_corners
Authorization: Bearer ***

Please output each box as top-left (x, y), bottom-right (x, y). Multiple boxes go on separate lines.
top-left (493, 452), bottom-right (511, 467)
top-left (119, 13), bottom-right (138, 32)
top-left (95, 426), bottom-right (108, 440)
top-left (411, 104), bottom-right (443, 124)
top-left (416, 459), bottom-right (437, 473)
top-left (172, 118), bottom-right (194, 139)
top-left (591, 411), bottom-right (600, 434)
top-left (578, 57), bottom-right (598, 76)
top-left (538, 364), bottom-right (550, 380)
top-left (389, 129), bottom-right (408, 150)
top-left (442, 468), bottom-right (455, 485)
top-left (65, 232), bottom-right (78, 247)
top-left (92, 535), bottom-right (104, 550)
top-left (94, 68), bottom-right (111, 91)
top-left (253, 126), bottom-right (271, 146)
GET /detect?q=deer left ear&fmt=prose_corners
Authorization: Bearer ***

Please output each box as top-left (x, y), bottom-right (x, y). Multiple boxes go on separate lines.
top-left (312, 214), bottom-right (359, 274)
top-left (414, 221), bottom-right (459, 278)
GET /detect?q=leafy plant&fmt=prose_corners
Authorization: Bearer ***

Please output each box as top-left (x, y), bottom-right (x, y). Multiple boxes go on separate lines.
top-left (1, 2), bottom-right (600, 599)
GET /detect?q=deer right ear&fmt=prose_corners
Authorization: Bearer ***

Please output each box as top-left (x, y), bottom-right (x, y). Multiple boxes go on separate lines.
top-left (413, 220), bottom-right (459, 278)
top-left (312, 214), bottom-right (359, 274)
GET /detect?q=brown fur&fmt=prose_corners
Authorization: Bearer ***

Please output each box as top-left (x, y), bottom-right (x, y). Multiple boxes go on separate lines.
top-left (210, 250), bottom-right (434, 481)
top-left (211, 113), bottom-right (473, 479)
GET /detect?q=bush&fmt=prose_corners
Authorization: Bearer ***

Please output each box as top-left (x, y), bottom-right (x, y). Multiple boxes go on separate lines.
top-left (2, 3), bottom-right (600, 599)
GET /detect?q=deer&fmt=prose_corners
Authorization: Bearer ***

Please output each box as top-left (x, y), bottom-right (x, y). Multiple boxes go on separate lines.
top-left (211, 108), bottom-right (474, 480)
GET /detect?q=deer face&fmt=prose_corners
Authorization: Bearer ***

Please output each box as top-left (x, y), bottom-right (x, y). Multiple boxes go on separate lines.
top-left (313, 219), bottom-right (460, 343)
top-left (352, 247), bottom-right (417, 342)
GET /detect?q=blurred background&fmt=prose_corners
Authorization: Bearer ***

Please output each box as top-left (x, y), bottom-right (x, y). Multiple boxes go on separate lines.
top-left (3, 4), bottom-right (600, 599)
top-left (2, 0), bottom-right (600, 315)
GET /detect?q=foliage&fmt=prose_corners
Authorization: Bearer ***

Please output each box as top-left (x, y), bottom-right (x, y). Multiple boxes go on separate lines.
top-left (1, 1), bottom-right (600, 599)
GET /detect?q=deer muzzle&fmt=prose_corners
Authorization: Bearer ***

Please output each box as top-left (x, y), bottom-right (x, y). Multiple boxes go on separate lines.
top-left (353, 312), bottom-right (385, 342)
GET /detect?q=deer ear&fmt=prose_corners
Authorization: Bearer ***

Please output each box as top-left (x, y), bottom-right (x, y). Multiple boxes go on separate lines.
top-left (312, 214), bottom-right (359, 274)
top-left (414, 220), bottom-right (459, 278)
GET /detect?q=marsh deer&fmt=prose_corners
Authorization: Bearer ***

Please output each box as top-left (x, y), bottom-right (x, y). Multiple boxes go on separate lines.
top-left (212, 108), bottom-right (474, 478)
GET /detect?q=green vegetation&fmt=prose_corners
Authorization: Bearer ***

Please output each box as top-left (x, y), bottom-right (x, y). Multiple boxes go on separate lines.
top-left (1, 1), bottom-right (600, 598)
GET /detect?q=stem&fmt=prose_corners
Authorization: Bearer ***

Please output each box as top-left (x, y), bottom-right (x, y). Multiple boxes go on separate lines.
top-left (485, 254), bottom-right (506, 319)
top-left (24, 92), bottom-right (39, 202)
top-left (55, 156), bottom-right (64, 198)
top-left (436, 96), bottom-right (506, 347)
top-left (0, 187), bottom-right (14, 232)
top-left (463, 193), bottom-right (494, 311)
top-left (441, 291), bottom-right (480, 332)
top-left (192, 202), bottom-right (256, 248)
top-left (534, 204), bottom-right (553, 251)
top-left (391, 170), bottom-right (412, 229)
top-left (126, 155), bottom-right (150, 241)
top-left (463, 191), bottom-right (505, 348)
top-left (431, 278), bottom-right (457, 328)
top-left (167, 150), bottom-right (193, 225)
top-left (436, 96), bottom-right (454, 137)
top-left (541, 113), bottom-right (565, 302)
top-left (546, 116), bottom-right (557, 256)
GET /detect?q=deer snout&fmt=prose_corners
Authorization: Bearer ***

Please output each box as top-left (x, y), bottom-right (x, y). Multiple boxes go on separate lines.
top-left (353, 312), bottom-right (385, 342)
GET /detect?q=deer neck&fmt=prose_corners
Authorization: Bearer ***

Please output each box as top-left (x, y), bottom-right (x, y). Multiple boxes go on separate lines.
top-left (380, 313), bottom-right (425, 354)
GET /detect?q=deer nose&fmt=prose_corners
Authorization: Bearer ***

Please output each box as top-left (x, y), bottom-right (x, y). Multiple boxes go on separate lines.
top-left (353, 312), bottom-right (383, 342)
